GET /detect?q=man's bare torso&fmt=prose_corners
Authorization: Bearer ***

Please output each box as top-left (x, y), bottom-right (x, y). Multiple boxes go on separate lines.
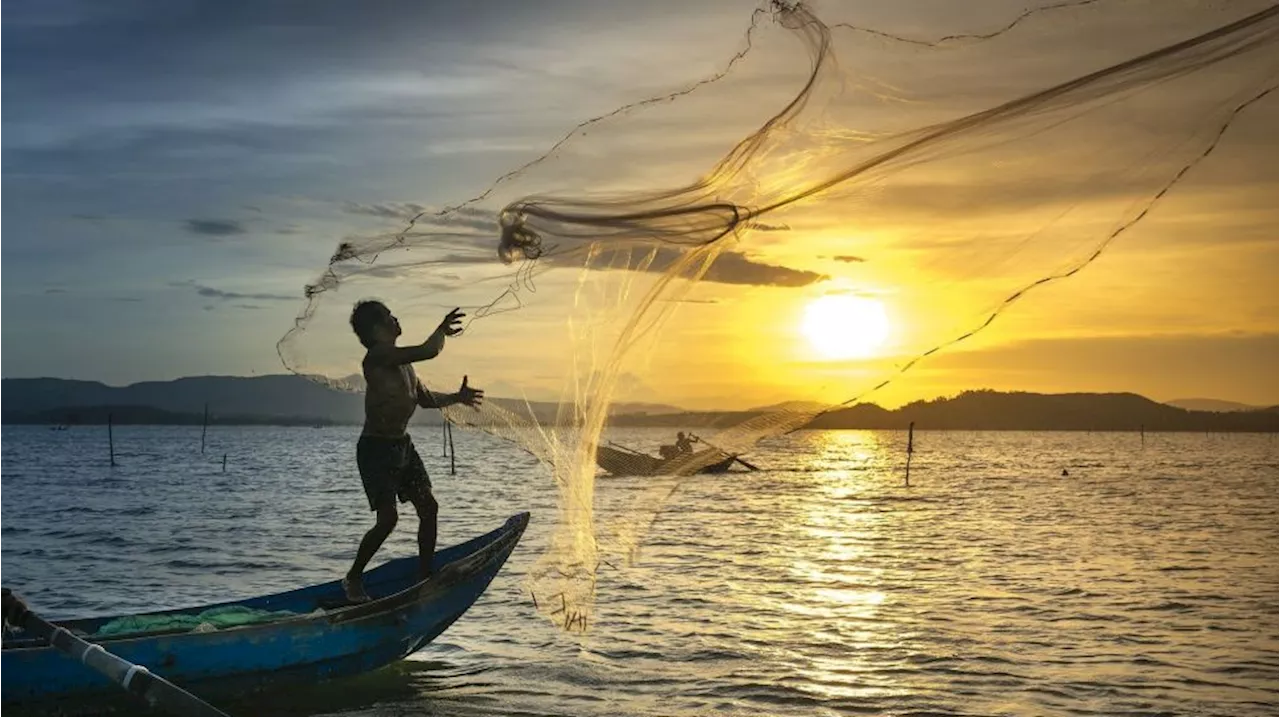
top-left (362, 357), bottom-right (419, 438)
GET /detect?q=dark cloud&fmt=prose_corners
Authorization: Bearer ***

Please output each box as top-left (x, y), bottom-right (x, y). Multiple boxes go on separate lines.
top-left (342, 202), bottom-right (427, 221)
top-left (833, 255), bottom-right (865, 263)
top-left (171, 281), bottom-right (295, 302)
top-left (344, 244), bottom-right (824, 288)
top-left (44, 288), bottom-right (67, 294)
top-left (636, 248), bottom-right (825, 287)
top-left (195, 286), bottom-right (294, 301)
top-left (110, 296), bottom-right (144, 303)
top-left (185, 219), bottom-right (245, 237)
top-left (343, 202), bottom-right (499, 234)
top-left (234, 304), bottom-right (264, 310)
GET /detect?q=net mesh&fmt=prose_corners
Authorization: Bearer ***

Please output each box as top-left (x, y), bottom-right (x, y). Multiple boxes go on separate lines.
top-left (278, 0), bottom-right (1278, 630)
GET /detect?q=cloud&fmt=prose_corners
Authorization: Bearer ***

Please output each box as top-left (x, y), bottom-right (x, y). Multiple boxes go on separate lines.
top-left (334, 242), bottom-right (825, 288)
top-left (833, 255), bottom-right (865, 263)
top-left (171, 281), bottom-right (295, 302)
top-left (185, 219), bottom-right (245, 237)
top-left (44, 287), bottom-right (67, 294)
top-left (580, 247), bottom-right (825, 287)
top-left (699, 251), bottom-right (826, 287)
top-left (342, 201), bottom-right (427, 220)
top-left (342, 202), bottom-right (499, 233)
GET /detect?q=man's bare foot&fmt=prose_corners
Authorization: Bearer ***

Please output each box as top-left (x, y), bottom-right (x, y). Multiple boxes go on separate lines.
top-left (342, 575), bottom-right (371, 603)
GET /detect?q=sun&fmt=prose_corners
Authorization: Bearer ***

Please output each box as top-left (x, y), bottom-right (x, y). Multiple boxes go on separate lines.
top-left (802, 295), bottom-right (890, 359)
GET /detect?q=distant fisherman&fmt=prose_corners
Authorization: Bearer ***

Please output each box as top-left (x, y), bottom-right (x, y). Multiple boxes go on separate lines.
top-left (675, 431), bottom-right (698, 454)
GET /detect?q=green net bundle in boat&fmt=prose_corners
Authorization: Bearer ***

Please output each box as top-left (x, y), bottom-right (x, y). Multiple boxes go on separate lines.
top-left (94, 606), bottom-right (300, 637)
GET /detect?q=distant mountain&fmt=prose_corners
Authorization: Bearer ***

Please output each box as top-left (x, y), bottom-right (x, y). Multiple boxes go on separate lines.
top-left (3, 378), bottom-right (1274, 431)
top-left (3, 375), bottom-right (368, 425)
top-left (611, 402), bottom-right (685, 415)
top-left (807, 390), bottom-right (1277, 431)
top-left (748, 400), bottom-right (831, 413)
top-left (9, 405), bottom-right (337, 427)
top-left (0, 376), bottom-right (683, 427)
top-left (614, 390), bottom-right (1278, 432)
top-left (1165, 398), bottom-right (1263, 412)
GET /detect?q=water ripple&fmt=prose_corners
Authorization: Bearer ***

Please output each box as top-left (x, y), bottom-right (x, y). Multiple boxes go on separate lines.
top-left (2, 427), bottom-right (1276, 717)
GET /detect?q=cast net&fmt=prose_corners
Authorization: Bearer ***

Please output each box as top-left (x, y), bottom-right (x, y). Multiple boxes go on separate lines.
top-left (278, 0), bottom-right (1278, 630)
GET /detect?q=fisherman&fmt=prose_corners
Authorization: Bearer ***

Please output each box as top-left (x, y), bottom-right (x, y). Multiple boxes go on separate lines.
top-left (342, 301), bottom-right (484, 603)
top-left (675, 431), bottom-right (699, 454)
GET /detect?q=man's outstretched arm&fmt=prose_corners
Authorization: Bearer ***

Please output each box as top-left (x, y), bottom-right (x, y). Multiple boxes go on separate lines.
top-left (416, 383), bottom-right (454, 409)
top-left (368, 309), bottom-right (464, 367)
top-left (417, 376), bottom-right (484, 409)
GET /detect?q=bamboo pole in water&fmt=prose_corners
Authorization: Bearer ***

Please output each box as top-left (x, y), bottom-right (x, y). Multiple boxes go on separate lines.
top-left (905, 422), bottom-right (915, 487)
top-left (447, 420), bottom-right (456, 476)
top-left (201, 403), bottom-right (209, 454)
top-left (108, 413), bottom-right (116, 467)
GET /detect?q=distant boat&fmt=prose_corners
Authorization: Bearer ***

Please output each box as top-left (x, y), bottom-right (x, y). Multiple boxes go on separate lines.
top-left (596, 444), bottom-right (739, 476)
top-left (2, 513), bottom-right (529, 711)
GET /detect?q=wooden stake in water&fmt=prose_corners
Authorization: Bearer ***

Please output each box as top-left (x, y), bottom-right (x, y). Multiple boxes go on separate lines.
top-left (108, 412), bottom-right (117, 467)
top-left (1140, 423), bottom-right (1145, 447)
top-left (222, 454), bottom-right (227, 473)
top-left (447, 420), bottom-right (456, 476)
top-left (201, 403), bottom-right (209, 454)
top-left (904, 421), bottom-right (915, 487)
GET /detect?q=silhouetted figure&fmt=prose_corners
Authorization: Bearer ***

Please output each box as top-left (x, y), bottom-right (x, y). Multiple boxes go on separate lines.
top-left (342, 301), bottom-right (484, 603)
top-left (659, 432), bottom-right (699, 460)
top-left (1062, 468), bottom-right (1069, 477)
top-left (676, 432), bottom-right (698, 454)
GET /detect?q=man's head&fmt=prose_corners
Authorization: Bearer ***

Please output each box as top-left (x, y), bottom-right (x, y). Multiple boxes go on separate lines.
top-left (677, 432), bottom-right (686, 440)
top-left (350, 300), bottom-right (402, 348)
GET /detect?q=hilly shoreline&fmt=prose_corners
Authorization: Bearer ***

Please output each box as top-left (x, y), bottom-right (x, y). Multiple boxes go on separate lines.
top-left (3, 377), bottom-right (1274, 432)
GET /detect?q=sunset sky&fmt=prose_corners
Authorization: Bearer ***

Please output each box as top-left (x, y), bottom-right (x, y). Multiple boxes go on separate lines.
top-left (4, 0), bottom-right (1276, 410)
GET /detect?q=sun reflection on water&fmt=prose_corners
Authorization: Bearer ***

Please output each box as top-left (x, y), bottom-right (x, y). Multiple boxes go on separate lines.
top-left (776, 430), bottom-right (915, 701)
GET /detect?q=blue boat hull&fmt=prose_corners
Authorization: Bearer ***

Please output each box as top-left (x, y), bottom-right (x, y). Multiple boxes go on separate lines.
top-left (2, 512), bottom-right (530, 709)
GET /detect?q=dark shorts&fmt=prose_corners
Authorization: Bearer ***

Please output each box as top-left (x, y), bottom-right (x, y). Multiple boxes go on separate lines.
top-left (357, 435), bottom-right (432, 511)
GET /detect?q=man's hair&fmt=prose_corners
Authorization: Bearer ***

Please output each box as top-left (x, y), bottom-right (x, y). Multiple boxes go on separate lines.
top-left (350, 300), bottom-right (389, 348)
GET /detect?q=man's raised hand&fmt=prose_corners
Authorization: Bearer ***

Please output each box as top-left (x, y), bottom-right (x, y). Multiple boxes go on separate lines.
top-left (437, 308), bottom-right (465, 337)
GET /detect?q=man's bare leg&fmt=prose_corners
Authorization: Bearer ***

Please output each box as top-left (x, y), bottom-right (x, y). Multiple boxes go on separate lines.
top-left (410, 492), bottom-right (439, 580)
top-left (345, 501), bottom-right (398, 601)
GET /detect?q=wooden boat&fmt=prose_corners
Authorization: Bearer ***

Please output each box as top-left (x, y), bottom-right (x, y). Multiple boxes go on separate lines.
top-left (595, 445), bottom-right (738, 476)
top-left (1, 512), bottom-right (529, 710)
